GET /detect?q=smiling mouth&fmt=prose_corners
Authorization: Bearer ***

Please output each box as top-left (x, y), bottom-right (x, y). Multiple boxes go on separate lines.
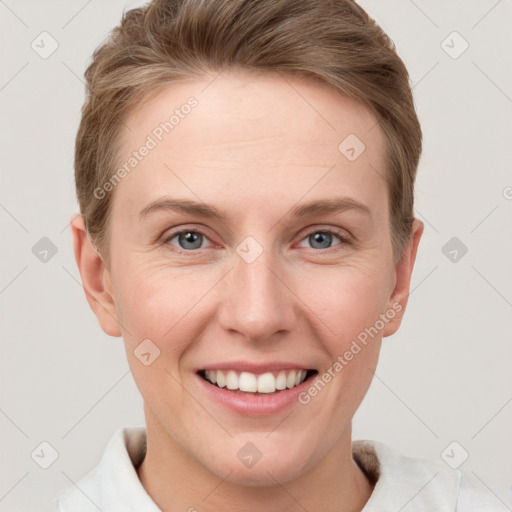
top-left (198, 369), bottom-right (318, 394)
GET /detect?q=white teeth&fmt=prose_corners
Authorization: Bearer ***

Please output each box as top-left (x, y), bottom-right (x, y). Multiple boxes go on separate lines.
top-left (286, 371), bottom-right (296, 389)
top-left (239, 372), bottom-right (257, 392)
top-left (205, 370), bottom-right (216, 384)
top-left (276, 371), bottom-right (287, 390)
top-left (216, 370), bottom-right (226, 388)
top-left (203, 369), bottom-right (309, 393)
top-left (257, 372), bottom-right (275, 393)
top-left (226, 370), bottom-right (238, 390)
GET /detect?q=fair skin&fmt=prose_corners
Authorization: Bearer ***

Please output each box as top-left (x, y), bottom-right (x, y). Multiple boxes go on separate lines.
top-left (72, 70), bottom-right (423, 511)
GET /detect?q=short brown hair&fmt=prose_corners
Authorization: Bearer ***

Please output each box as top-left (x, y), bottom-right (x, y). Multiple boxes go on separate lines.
top-left (75, 0), bottom-right (422, 268)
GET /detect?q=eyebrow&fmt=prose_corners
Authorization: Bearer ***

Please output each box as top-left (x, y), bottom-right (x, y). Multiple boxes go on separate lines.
top-left (139, 197), bottom-right (371, 221)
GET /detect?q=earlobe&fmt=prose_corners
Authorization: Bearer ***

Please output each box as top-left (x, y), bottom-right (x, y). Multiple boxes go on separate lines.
top-left (382, 219), bottom-right (424, 338)
top-left (70, 214), bottom-right (122, 337)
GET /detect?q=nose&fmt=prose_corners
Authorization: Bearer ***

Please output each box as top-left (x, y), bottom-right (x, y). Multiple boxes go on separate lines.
top-left (217, 245), bottom-right (297, 343)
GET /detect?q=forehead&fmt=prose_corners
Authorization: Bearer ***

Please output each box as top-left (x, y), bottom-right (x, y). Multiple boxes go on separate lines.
top-left (121, 71), bottom-right (382, 154)
top-left (113, 71), bottom-right (387, 218)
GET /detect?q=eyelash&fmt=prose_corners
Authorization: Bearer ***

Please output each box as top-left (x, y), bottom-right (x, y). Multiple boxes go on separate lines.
top-left (162, 226), bottom-right (351, 255)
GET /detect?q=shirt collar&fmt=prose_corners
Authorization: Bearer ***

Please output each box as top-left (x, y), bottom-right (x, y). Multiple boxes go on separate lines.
top-left (353, 439), bottom-right (461, 511)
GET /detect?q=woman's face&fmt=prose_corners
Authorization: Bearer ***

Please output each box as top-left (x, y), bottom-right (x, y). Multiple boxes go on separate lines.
top-left (85, 71), bottom-right (421, 485)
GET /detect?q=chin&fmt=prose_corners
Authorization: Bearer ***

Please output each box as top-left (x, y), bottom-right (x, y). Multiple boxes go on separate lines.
top-left (201, 446), bottom-right (313, 487)
top-left (224, 464), bottom-right (307, 488)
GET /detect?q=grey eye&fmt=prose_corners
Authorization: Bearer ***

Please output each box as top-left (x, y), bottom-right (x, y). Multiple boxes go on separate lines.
top-left (168, 231), bottom-right (207, 250)
top-left (307, 232), bottom-right (336, 249)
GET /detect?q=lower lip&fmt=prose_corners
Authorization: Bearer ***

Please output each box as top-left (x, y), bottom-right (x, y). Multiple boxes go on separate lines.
top-left (196, 373), bottom-right (315, 416)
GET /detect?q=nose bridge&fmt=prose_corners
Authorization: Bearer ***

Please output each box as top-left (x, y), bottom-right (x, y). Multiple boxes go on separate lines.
top-left (219, 238), bottom-right (295, 341)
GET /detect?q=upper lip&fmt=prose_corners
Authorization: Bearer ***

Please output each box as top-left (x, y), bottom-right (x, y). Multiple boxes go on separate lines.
top-left (198, 361), bottom-right (316, 374)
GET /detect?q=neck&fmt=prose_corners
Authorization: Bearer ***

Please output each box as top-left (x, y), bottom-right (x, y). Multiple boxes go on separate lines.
top-left (137, 413), bottom-right (374, 512)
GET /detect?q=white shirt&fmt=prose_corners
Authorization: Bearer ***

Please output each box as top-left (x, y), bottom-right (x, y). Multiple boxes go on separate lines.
top-left (53, 427), bottom-right (508, 511)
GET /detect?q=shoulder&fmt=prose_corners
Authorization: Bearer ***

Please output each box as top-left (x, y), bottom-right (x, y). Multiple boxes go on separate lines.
top-left (352, 439), bottom-right (510, 511)
top-left (52, 426), bottom-right (155, 512)
top-left (456, 470), bottom-right (511, 511)
top-left (53, 464), bottom-right (103, 512)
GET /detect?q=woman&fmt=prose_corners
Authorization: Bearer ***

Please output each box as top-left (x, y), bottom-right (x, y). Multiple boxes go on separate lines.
top-left (54, 0), bottom-right (502, 510)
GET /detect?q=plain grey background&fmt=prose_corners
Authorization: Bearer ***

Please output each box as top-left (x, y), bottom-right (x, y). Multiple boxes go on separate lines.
top-left (1, 1), bottom-right (511, 510)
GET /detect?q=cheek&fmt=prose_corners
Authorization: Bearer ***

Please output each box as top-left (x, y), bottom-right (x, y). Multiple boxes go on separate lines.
top-left (301, 262), bottom-right (392, 353)
top-left (114, 267), bottom-right (207, 410)
top-left (305, 264), bottom-right (391, 412)
top-left (113, 261), bottom-right (217, 353)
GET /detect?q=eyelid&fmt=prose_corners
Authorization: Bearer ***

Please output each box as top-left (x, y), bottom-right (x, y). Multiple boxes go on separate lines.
top-left (162, 225), bottom-right (214, 246)
top-left (300, 225), bottom-right (351, 241)
top-left (297, 226), bottom-right (352, 250)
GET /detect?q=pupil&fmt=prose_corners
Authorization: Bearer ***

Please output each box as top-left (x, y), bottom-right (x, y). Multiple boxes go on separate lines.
top-left (311, 232), bottom-right (331, 249)
top-left (180, 231), bottom-right (202, 249)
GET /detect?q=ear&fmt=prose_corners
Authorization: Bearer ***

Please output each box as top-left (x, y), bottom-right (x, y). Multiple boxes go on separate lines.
top-left (382, 219), bottom-right (424, 337)
top-left (70, 214), bottom-right (122, 337)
